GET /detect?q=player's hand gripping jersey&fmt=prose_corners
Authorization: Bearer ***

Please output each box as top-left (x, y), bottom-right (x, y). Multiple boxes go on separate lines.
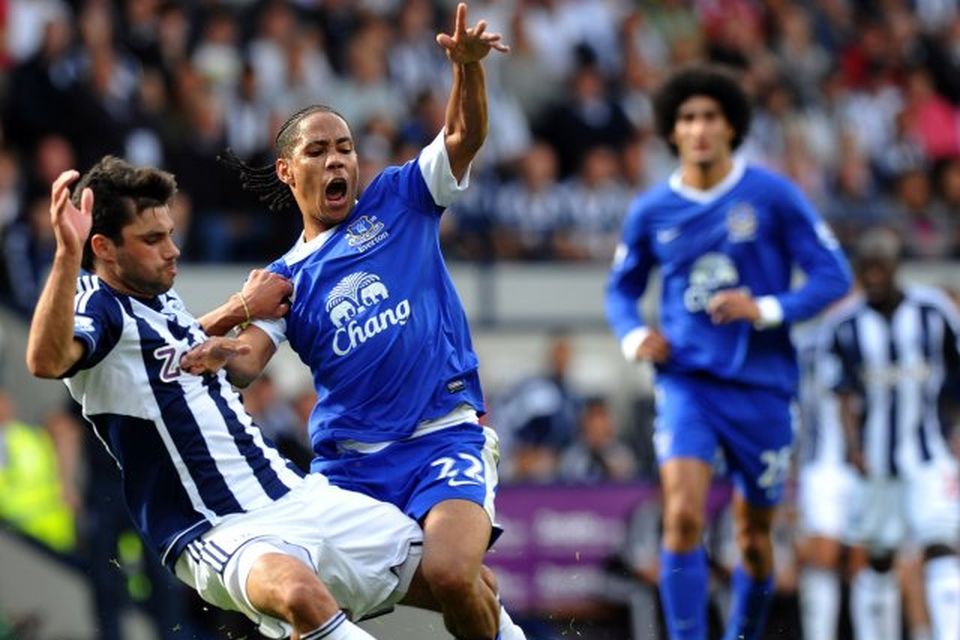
top-left (255, 132), bottom-right (485, 450)
top-left (606, 160), bottom-right (851, 394)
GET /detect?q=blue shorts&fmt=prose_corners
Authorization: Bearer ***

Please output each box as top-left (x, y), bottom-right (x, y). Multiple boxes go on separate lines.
top-left (312, 423), bottom-right (500, 527)
top-left (654, 373), bottom-right (794, 507)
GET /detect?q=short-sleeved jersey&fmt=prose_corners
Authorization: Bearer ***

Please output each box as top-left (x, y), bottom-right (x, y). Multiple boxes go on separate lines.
top-left (606, 159), bottom-right (852, 394)
top-left (64, 275), bottom-right (304, 568)
top-left (817, 285), bottom-right (960, 478)
top-left (255, 132), bottom-right (483, 451)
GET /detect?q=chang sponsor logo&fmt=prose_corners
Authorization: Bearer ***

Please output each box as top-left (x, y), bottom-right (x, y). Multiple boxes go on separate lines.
top-left (683, 252), bottom-right (741, 312)
top-left (325, 271), bottom-right (411, 357)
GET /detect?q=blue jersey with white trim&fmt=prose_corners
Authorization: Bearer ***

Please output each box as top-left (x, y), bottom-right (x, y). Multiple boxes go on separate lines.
top-left (64, 275), bottom-right (304, 568)
top-left (256, 133), bottom-right (484, 451)
top-left (606, 160), bottom-right (851, 394)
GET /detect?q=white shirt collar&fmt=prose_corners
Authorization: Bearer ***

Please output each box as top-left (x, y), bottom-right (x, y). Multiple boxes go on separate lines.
top-left (668, 156), bottom-right (746, 204)
top-left (284, 225), bottom-right (339, 265)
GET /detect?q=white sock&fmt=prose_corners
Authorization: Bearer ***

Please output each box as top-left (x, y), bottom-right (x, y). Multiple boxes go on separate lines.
top-left (300, 611), bottom-right (377, 640)
top-left (800, 567), bottom-right (840, 640)
top-left (924, 555), bottom-right (960, 640)
top-left (498, 604), bottom-right (527, 640)
top-left (851, 568), bottom-right (901, 640)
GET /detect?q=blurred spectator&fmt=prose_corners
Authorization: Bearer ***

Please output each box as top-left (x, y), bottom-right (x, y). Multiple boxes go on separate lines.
top-left (3, 5), bottom-right (76, 152)
top-left (494, 330), bottom-right (582, 483)
top-left (557, 396), bottom-right (637, 483)
top-left (890, 166), bottom-right (955, 259)
top-left (0, 196), bottom-right (55, 317)
top-left (555, 145), bottom-right (632, 261)
top-left (191, 7), bottom-right (242, 99)
top-left (822, 134), bottom-right (890, 250)
top-left (47, 406), bottom-right (195, 640)
top-left (536, 45), bottom-right (635, 178)
top-left (329, 20), bottom-right (405, 131)
top-left (0, 388), bottom-right (75, 552)
top-left (490, 141), bottom-right (566, 260)
top-left (0, 148), bottom-right (24, 231)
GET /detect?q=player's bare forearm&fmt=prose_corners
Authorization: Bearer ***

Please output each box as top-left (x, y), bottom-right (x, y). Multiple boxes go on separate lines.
top-left (181, 326), bottom-right (276, 388)
top-left (225, 328), bottom-right (276, 388)
top-left (199, 295), bottom-right (247, 337)
top-left (27, 251), bottom-right (85, 377)
top-left (838, 393), bottom-right (866, 473)
top-left (444, 60), bottom-right (488, 180)
top-left (436, 3), bottom-right (508, 180)
top-left (201, 270), bottom-right (292, 337)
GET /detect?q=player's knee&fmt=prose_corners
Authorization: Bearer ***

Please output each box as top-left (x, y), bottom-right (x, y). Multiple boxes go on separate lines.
top-left (923, 543), bottom-right (956, 563)
top-left (275, 576), bottom-right (338, 624)
top-left (480, 565), bottom-right (499, 596)
top-left (663, 503), bottom-right (705, 542)
top-left (866, 551), bottom-right (896, 573)
top-left (422, 556), bottom-right (481, 600)
top-left (736, 529), bottom-right (772, 569)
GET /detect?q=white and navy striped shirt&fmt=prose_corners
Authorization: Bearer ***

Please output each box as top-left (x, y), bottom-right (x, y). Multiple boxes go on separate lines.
top-left (818, 285), bottom-right (960, 478)
top-left (64, 275), bottom-right (304, 568)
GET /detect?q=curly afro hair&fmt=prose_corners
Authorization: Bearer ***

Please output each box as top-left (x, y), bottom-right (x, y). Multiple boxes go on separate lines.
top-left (653, 65), bottom-right (752, 155)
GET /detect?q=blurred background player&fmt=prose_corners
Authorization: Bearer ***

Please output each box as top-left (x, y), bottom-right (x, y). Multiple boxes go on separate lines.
top-left (817, 226), bottom-right (960, 640)
top-left (794, 318), bottom-right (857, 640)
top-left (605, 65), bottom-right (851, 640)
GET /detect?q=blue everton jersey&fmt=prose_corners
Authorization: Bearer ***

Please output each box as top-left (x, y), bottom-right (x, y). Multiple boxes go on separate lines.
top-left (63, 275), bottom-right (303, 568)
top-left (606, 159), bottom-right (851, 394)
top-left (255, 132), bottom-right (484, 450)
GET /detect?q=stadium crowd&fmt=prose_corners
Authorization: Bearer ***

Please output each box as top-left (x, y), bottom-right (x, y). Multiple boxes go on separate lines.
top-left (3, 1), bottom-right (960, 639)
top-left (2, 0), bottom-right (960, 316)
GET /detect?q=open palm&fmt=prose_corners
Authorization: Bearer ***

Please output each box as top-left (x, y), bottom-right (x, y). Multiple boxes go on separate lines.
top-left (50, 170), bottom-right (94, 257)
top-left (436, 2), bottom-right (509, 64)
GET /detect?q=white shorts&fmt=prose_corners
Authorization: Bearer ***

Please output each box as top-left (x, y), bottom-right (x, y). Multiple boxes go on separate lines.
top-left (174, 474), bottom-right (423, 638)
top-left (847, 458), bottom-right (960, 550)
top-left (798, 462), bottom-right (857, 539)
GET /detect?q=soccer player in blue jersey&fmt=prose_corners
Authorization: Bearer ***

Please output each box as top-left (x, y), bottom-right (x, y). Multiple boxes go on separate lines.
top-left (26, 157), bottom-right (504, 640)
top-left (604, 66), bottom-right (852, 640)
top-left (184, 4), bottom-right (523, 640)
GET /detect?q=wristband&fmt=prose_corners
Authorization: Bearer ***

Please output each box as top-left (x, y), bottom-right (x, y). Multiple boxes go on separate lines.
top-left (235, 292), bottom-right (252, 330)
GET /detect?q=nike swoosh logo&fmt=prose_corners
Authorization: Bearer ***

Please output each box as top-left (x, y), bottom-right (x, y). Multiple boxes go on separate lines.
top-left (447, 479), bottom-right (483, 487)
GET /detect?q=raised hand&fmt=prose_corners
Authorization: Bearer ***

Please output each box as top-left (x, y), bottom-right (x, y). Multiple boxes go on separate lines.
top-left (436, 2), bottom-right (509, 64)
top-left (240, 269), bottom-right (293, 320)
top-left (180, 337), bottom-right (252, 376)
top-left (49, 170), bottom-right (93, 258)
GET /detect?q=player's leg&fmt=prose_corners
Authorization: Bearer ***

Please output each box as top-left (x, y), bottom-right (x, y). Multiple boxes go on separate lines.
top-left (245, 551), bottom-right (377, 640)
top-left (723, 495), bottom-right (777, 640)
top-left (850, 549), bottom-right (901, 640)
top-left (399, 552), bottom-right (524, 640)
top-left (845, 476), bottom-right (903, 640)
top-left (797, 535), bottom-right (844, 640)
top-left (796, 463), bottom-right (854, 640)
top-left (715, 386), bottom-right (793, 640)
top-left (652, 375), bottom-right (722, 640)
top-left (659, 457), bottom-right (714, 640)
top-left (909, 458), bottom-right (960, 640)
top-left (419, 498), bottom-right (500, 640)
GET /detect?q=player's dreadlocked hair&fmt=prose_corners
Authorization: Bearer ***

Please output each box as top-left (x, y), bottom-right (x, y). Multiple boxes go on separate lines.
top-left (218, 104), bottom-right (345, 213)
top-left (73, 156), bottom-right (177, 271)
top-left (653, 65), bottom-right (752, 155)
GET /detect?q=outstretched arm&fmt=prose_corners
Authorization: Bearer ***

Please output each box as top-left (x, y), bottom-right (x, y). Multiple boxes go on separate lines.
top-left (26, 171), bottom-right (93, 378)
top-left (436, 2), bottom-right (508, 182)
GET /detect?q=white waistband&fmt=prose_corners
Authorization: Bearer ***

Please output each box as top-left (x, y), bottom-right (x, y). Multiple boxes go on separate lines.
top-left (337, 404), bottom-right (479, 454)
